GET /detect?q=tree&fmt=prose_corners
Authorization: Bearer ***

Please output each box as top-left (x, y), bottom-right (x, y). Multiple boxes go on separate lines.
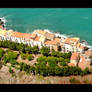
top-left (10, 59), bottom-right (19, 65)
top-left (37, 56), bottom-right (47, 63)
top-left (21, 53), bottom-right (27, 60)
top-left (9, 67), bottom-right (14, 74)
top-left (7, 51), bottom-right (18, 59)
top-left (82, 67), bottom-right (90, 75)
top-left (27, 54), bottom-right (33, 61)
top-left (32, 46), bottom-right (39, 54)
top-left (54, 66), bottom-right (63, 76)
top-left (25, 46), bottom-right (32, 54)
top-left (0, 48), bottom-right (4, 59)
top-left (51, 50), bottom-right (58, 57)
top-left (64, 58), bottom-right (70, 63)
top-left (57, 57), bottom-right (64, 62)
top-left (40, 46), bottom-right (50, 56)
top-left (60, 61), bottom-right (67, 66)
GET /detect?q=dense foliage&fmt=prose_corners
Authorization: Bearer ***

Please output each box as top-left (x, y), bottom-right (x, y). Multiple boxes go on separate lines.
top-left (3, 50), bottom-right (18, 64)
top-left (51, 50), bottom-right (72, 59)
top-left (0, 40), bottom-right (40, 54)
top-left (40, 46), bottom-right (50, 56)
top-left (0, 40), bottom-right (90, 77)
top-left (0, 48), bottom-right (4, 59)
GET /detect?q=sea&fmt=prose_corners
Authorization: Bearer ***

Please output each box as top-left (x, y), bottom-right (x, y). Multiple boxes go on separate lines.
top-left (0, 8), bottom-right (92, 46)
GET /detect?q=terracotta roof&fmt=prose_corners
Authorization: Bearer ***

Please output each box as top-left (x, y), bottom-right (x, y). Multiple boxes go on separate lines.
top-left (70, 52), bottom-right (80, 60)
top-left (34, 36), bottom-right (40, 41)
top-left (11, 32), bottom-right (32, 39)
top-left (79, 45), bottom-right (85, 49)
top-left (64, 37), bottom-right (79, 44)
top-left (85, 51), bottom-right (92, 56)
top-left (45, 40), bottom-right (59, 45)
top-left (54, 38), bottom-right (61, 43)
top-left (30, 33), bottom-right (37, 38)
top-left (68, 63), bottom-right (75, 67)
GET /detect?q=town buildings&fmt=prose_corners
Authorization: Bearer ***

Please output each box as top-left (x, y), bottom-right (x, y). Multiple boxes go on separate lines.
top-left (0, 28), bottom-right (92, 70)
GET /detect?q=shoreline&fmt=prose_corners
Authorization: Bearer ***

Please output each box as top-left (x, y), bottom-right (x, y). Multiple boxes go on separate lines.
top-left (1, 17), bottom-right (92, 50)
top-left (33, 29), bottom-right (92, 50)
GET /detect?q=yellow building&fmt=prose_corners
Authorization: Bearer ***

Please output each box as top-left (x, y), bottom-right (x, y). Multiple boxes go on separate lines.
top-left (0, 29), bottom-right (7, 36)
top-left (0, 29), bottom-right (13, 36)
top-left (39, 35), bottom-right (46, 42)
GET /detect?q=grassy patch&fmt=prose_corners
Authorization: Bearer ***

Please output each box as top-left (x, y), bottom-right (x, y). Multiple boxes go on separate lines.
top-left (36, 75), bottom-right (44, 81)
top-left (69, 78), bottom-right (80, 84)
top-left (83, 79), bottom-right (90, 84)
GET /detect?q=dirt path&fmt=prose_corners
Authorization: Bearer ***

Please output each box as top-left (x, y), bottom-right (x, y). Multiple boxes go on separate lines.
top-left (17, 54), bottom-right (41, 66)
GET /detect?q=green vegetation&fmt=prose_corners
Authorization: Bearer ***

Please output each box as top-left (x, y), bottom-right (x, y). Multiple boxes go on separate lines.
top-left (21, 53), bottom-right (27, 60)
top-left (0, 48), bottom-right (4, 59)
top-left (21, 53), bottom-right (33, 61)
top-left (80, 67), bottom-right (90, 76)
top-left (0, 40), bottom-right (40, 54)
top-left (27, 54), bottom-right (33, 61)
top-left (0, 40), bottom-right (90, 77)
top-left (19, 62), bottom-right (35, 74)
top-left (3, 50), bottom-right (18, 64)
top-left (83, 79), bottom-right (90, 84)
top-left (69, 78), bottom-right (80, 84)
top-left (51, 50), bottom-right (72, 59)
top-left (9, 67), bottom-right (14, 74)
top-left (40, 46), bottom-right (50, 56)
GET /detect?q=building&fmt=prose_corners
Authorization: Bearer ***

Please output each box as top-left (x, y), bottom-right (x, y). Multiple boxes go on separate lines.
top-left (45, 39), bottom-right (60, 51)
top-left (70, 52), bottom-right (80, 66)
top-left (33, 30), bottom-right (47, 37)
top-left (44, 32), bottom-right (55, 40)
top-left (78, 55), bottom-right (91, 70)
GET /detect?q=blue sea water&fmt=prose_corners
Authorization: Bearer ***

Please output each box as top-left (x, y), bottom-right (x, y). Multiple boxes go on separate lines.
top-left (0, 8), bottom-right (92, 45)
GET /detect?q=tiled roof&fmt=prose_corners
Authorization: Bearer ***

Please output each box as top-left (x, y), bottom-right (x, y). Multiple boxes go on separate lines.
top-left (11, 32), bottom-right (32, 39)
top-left (30, 33), bottom-right (37, 38)
top-left (45, 40), bottom-right (59, 45)
top-left (71, 52), bottom-right (80, 60)
top-left (64, 37), bottom-right (79, 44)
top-left (34, 36), bottom-right (40, 41)
top-left (54, 37), bottom-right (61, 43)
top-left (79, 45), bottom-right (85, 49)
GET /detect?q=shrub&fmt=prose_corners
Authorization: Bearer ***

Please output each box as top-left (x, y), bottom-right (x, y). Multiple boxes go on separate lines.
top-left (10, 59), bottom-right (19, 65)
top-left (21, 53), bottom-right (27, 60)
top-left (9, 67), bottom-right (14, 74)
top-left (83, 79), bottom-right (90, 84)
top-left (54, 66), bottom-right (63, 76)
top-left (7, 51), bottom-right (18, 59)
top-left (69, 78), bottom-right (80, 84)
top-left (64, 58), bottom-right (70, 63)
top-left (37, 56), bottom-right (47, 63)
top-left (27, 54), bottom-right (33, 61)
top-left (25, 46), bottom-right (32, 54)
top-left (57, 57), bottom-right (64, 62)
top-left (60, 61), bottom-right (67, 66)
top-left (83, 67), bottom-right (90, 75)
top-left (40, 46), bottom-right (50, 56)
top-left (32, 46), bottom-right (39, 54)
top-left (0, 48), bottom-right (4, 59)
